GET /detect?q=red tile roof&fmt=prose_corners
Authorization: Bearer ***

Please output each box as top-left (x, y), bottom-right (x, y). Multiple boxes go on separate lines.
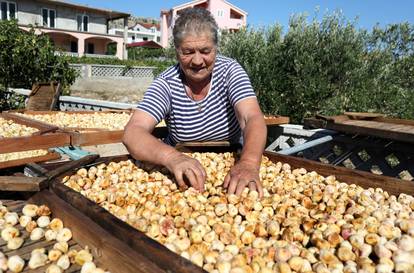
top-left (127, 40), bottom-right (162, 49)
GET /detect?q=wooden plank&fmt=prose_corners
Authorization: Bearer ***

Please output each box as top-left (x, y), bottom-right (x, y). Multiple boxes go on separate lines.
top-left (177, 141), bottom-right (231, 147)
top-left (0, 133), bottom-right (70, 153)
top-left (264, 115), bottom-right (290, 125)
top-left (72, 126), bottom-right (169, 146)
top-left (70, 130), bottom-right (124, 146)
top-left (50, 182), bottom-right (207, 273)
top-left (326, 121), bottom-right (414, 144)
top-left (0, 151), bottom-right (61, 169)
top-left (45, 154), bottom-right (100, 180)
top-left (305, 114), bottom-right (414, 144)
top-left (28, 190), bottom-right (164, 273)
top-left (303, 117), bottom-right (327, 129)
top-left (15, 109), bottom-right (133, 115)
top-left (344, 112), bottom-right (385, 119)
top-left (264, 151), bottom-right (414, 196)
top-left (0, 176), bottom-right (47, 191)
top-left (343, 120), bottom-right (414, 134)
top-left (374, 116), bottom-right (414, 126)
top-left (315, 114), bottom-right (349, 122)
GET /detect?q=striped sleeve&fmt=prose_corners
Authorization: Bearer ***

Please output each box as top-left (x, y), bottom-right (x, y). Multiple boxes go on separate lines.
top-left (137, 77), bottom-right (171, 123)
top-left (226, 61), bottom-right (256, 106)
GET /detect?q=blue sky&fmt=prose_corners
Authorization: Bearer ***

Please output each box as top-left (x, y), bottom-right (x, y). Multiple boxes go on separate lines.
top-left (73, 0), bottom-right (414, 31)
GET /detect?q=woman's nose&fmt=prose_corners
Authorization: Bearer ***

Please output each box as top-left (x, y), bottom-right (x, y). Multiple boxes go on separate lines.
top-left (191, 51), bottom-right (203, 66)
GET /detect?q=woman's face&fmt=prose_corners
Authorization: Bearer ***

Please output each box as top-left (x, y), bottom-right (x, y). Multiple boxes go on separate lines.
top-left (176, 33), bottom-right (217, 84)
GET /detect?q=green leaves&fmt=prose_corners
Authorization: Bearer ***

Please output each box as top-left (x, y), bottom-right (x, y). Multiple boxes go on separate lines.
top-left (220, 12), bottom-right (414, 123)
top-left (0, 20), bottom-right (77, 110)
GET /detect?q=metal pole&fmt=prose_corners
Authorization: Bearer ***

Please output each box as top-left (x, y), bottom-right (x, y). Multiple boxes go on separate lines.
top-left (276, 135), bottom-right (334, 155)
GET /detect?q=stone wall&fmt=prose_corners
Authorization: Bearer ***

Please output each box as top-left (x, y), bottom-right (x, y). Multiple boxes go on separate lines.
top-left (70, 77), bottom-right (151, 103)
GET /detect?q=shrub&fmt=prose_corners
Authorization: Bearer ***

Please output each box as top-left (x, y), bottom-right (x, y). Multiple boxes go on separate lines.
top-left (0, 20), bottom-right (77, 110)
top-left (220, 12), bottom-right (414, 123)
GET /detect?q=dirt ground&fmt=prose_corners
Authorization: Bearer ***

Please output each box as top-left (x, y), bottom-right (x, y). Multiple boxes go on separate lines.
top-left (70, 89), bottom-right (145, 104)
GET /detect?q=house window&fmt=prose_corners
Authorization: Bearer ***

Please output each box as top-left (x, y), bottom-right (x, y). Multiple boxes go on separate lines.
top-left (217, 10), bottom-right (224, 17)
top-left (77, 14), bottom-right (88, 32)
top-left (83, 15), bottom-right (88, 31)
top-left (42, 8), bottom-right (56, 28)
top-left (1, 1), bottom-right (16, 20)
top-left (143, 37), bottom-right (148, 41)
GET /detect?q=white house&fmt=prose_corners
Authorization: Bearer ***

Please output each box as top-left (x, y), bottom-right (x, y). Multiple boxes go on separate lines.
top-left (3, 0), bottom-right (130, 59)
top-left (109, 21), bottom-right (161, 45)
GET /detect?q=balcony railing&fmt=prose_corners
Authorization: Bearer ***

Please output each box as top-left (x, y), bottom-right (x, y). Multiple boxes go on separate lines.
top-left (84, 53), bottom-right (117, 59)
top-left (55, 52), bottom-right (118, 59)
top-left (55, 51), bottom-right (79, 57)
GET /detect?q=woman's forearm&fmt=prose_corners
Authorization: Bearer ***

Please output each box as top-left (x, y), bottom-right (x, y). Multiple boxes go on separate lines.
top-left (122, 124), bottom-right (178, 166)
top-left (239, 114), bottom-right (267, 167)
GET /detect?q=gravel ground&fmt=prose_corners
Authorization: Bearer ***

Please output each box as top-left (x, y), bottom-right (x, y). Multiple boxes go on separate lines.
top-left (70, 89), bottom-right (145, 104)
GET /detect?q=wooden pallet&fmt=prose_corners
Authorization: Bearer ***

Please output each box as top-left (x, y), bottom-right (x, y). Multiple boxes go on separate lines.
top-left (0, 190), bottom-right (163, 273)
top-left (0, 113), bottom-right (70, 154)
top-left (304, 112), bottom-right (414, 144)
top-left (45, 149), bottom-right (414, 272)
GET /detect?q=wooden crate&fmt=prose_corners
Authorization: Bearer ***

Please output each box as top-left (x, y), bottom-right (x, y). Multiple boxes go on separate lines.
top-left (0, 113), bottom-right (70, 154)
top-left (264, 151), bottom-right (414, 197)
top-left (26, 82), bottom-right (61, 111)
top-left (5, 110), bottom-right (131, 146)
top-left (45, 149), bottom-right (414, 272)
top-left (0, 190), bottom-right (164, 273)
top-left (5, 110), bottom-right (168, 146)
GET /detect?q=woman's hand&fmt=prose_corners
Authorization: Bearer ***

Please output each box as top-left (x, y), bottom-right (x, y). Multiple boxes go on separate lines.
top-left (164, 152), bottom-right (206, 192)
top-left (223, 160), bottom-right (263, 197)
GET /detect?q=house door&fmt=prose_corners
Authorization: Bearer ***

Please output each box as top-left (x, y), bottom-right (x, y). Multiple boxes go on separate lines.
top-left (70, 41), bottom-right (78, 53)
top-left (87, 43), bottom-right (94, 54)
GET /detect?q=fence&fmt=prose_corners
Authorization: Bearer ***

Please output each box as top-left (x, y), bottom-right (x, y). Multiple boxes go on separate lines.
top-left (69, 64), bottom-right (155, 79)
top-left (10, 88), bottom-right (137, 111)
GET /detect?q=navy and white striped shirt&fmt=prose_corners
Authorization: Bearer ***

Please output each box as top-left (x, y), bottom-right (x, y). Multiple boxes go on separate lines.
top-left (138, 55), bottom-right (256, 145)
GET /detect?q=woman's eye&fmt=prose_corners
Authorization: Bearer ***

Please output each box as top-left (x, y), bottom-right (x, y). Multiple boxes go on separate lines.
top-left (181, 50), bottom-right (194, 55)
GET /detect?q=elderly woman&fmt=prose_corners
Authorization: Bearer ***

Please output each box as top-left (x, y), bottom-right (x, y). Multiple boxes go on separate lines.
top-left (123, 8), bottom-right (266, 196)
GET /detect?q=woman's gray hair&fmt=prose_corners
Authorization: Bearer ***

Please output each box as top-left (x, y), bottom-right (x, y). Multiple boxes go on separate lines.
top-left (173, 8), bottom-right (218, 48)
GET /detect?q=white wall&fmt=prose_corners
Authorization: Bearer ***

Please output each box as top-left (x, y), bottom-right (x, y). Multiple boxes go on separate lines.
top-left (15, 0), bottom-right (107, 33)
